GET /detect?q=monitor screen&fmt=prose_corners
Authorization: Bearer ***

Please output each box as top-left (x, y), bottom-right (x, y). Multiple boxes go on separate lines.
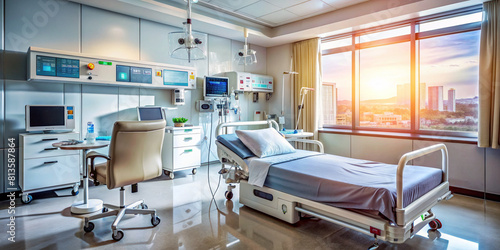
top-left (205, 76), bottom-right (228, 97)
top-left (29, 106), bottom-right (65, 127)
top-left (36, 56), bottom-right (56, 77)
top-left (138, 107), bottom-right (164, 121)
top-left (131, 66), bottom-right (152, 83)
top-left (56, 58), bottom-right (80, 78)
top-left (163, 69), bottom-right (189, 86)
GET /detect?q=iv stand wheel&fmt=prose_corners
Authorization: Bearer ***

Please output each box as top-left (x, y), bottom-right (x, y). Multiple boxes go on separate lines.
top-left (192, 168), bottom-right (197, 175)
top-left (21, 194), bottom-right (33, 204)
top-left (429, 219), bottom-right (442, 230)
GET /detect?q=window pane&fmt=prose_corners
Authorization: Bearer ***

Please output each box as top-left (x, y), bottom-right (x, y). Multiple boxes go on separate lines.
top-left (358, 26), bottom-right (410, 43)
top-left (359, 42), bottom-right (411, 129)
top-left (322, 52), bottom-right (352, 126)
top-left (419, 30), bottom-right (480, 132)
top-left (419, 12), bottom-right (482, 32)
top-left (322, 37), bottom-right (352, 50)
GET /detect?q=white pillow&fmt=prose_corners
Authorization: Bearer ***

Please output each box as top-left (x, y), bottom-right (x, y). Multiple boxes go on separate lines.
top-left (236, 128), bottom-right (295, 158)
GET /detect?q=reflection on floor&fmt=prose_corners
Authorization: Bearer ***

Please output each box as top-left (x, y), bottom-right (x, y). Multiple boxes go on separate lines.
top-left (0, 164), bottom-right (499, 250)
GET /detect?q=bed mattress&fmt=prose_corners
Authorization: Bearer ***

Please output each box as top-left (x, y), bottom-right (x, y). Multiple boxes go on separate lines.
top-left (264, 153), bottom-right (443, 223)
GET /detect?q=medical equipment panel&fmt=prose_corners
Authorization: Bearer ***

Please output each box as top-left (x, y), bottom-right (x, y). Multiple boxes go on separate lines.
top-left (251, 74), bottom-right (273, 93)
top-left (215, 71), bottom-right (273, 93)
top-left (197, 100), bottom-right (214, 112)
top-left (28, 47), bottom-right (196, 89)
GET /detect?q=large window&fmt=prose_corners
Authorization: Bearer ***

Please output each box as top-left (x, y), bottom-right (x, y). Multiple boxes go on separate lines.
top-left (321, 8), bottom-right (481, 136)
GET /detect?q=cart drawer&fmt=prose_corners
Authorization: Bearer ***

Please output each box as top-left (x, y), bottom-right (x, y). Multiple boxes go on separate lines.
top-left (171, 128), bottom-right (201, 135)
top-left (173, 134), bottom-right (201, 148)
top-left (23, 133), bottom-right (79, 159)
top-left (173, 147), bottom-right (201, 168)
top-left (21, 155), bottom-right (80, 191)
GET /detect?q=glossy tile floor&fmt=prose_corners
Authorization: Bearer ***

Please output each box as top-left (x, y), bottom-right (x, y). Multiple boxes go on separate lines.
top-left (0, 164), bottom-right (499, 250)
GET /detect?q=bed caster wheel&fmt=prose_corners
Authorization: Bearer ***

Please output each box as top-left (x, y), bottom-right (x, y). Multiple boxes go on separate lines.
top-left (192, 168), bottom-right (197, 175)
top-left (71, 190), bottom-right (79, 196)
top-left (225, 191), bottom-right (233, 200)
top-left (141, 203), bottom-right (148, 209)
top-left (112, 230), bottom-right (124, 241)
top-left (102, 207), bottom-right (109, 213)
top-left (21, 194), bottom-right (33, 204)
top-left (83, 222), bottom-right (95, 233)
top-left (429, 219), bottom-right (442, 230)
top-left (151, 216), bottom-right (161, 226)
top-left (94, 181), bottom-right (100, 186)
top-left (367, 242), bottom-right (379, 250)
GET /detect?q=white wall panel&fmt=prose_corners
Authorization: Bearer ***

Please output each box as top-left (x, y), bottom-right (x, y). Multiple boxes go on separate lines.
top-left (413, 140), bottom-right (485, 192)
top-left (351, 135), bottom-right (412, 164)
top-left (4, 81), bottom-right (64, 143)
top-left (486, 148), bottom-right (500, 195)
top-left (64, 84), bottom-right (82, 139)
top-left (208, 35), bottom-right (232, 76)
top-left (81, 85), bottom-right (118, 137)
top-left (244, 44), bottom-right (267, 75)
top-left (140, 20), bottom-right (172, 64)
top-left (319, 133), bottom-right (350, 157)
top-left (4, 0), bottom-right (80, 52)
top-left (118, 87), bottom-right (139, 121)
top-left (81, 5), bottom-right (139, 60)
top-left (266, 44), bottom-right (293, 127)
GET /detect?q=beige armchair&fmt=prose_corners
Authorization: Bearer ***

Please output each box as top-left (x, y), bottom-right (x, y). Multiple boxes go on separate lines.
top-left (83, 120), bottom-right (166, 241)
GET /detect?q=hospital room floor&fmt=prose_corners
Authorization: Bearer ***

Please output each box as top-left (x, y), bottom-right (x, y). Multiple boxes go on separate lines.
top-left (0, 164), bottom-right (499, 250)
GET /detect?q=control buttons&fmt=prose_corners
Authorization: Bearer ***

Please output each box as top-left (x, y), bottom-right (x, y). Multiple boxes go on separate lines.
top-left (67, 110), bottom-right (73, 115)
top-left (156, 71), bottom-right (162, 77)
top-left (87, 63), bottom-right (95, 70)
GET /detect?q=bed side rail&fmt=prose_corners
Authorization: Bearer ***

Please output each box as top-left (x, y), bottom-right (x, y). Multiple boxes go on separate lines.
top-left (216, 120), bottom-right (280, 137)
top-left (396, 143), bottom-right (448, 209)
top-left (288, 139), bottom-right (324, 153)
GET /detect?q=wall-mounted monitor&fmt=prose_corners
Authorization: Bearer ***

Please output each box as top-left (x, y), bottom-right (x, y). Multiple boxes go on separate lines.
top-left (163, 69), bottom-right (189, 87)
top-left (137, 106), bottom-right (166, 121)
top-left (25, 105), bottom-right (76, 132)
top-left (204, 76), bottom-right (229, 98)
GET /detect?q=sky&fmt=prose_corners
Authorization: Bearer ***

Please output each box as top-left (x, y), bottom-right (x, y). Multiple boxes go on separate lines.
top-left (322, 30), bottom-right (480, 101)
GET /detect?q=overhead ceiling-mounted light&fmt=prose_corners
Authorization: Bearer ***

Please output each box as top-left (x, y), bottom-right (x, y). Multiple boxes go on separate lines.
top-left (234, 28), bottom-right (257, 65)
top-left (169, 0), bottom-right (206, 63)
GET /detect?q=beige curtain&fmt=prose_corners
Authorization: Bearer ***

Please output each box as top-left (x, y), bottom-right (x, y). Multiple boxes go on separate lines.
top-left (292, 38), bottom-right (322, 139)
top-left (479, 0), bottom-right (500, 149)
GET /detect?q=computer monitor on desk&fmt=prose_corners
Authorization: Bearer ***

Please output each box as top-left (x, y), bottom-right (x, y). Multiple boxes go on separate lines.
top-left (137, 106), bottom-right (165, 121)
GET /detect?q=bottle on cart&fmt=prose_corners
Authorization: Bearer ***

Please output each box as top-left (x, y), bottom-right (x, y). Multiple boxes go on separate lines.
top-left (86, 122), bottom-right (96, 144)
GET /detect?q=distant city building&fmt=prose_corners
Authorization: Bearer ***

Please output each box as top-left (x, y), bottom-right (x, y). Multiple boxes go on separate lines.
top-left (336, 112), bottom-right (352, 125)
top-left (374, 112), bottom-right (402, 125)
top-left (428, 86), bottom-right (444, 111)
top-left (448, 88), bottom-right (456, 112)
top-left (322, 82), bottom-right (337, 125)
top-left (420, 82), bottom-right (427, 109)
top-left (397, 83), bottom-right (410, 105)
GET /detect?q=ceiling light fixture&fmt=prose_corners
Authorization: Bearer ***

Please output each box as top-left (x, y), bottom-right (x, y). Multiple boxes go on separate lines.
top-left (234, 28), bottom-right (257, 66)
top-left (168, 0), bottom-right (206, 63)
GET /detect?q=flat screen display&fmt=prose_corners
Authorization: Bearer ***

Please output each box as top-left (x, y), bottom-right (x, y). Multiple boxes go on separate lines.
top-left (163, 69), bottom-right (189, 86)
top-left (205, 77), bottom-right (228, 97)
top-left (138, 107), bottom-right (164, 121)
top-left (56, 58), bottom-right (80, 78)
top-left (29, 106), bottom-right (65, 127)
top-left (116, 65), bottom-right (131, 82)
top-left (36, 56), bottom-right (56, 76)
top-left (131, 67), bottom-right (152, 83)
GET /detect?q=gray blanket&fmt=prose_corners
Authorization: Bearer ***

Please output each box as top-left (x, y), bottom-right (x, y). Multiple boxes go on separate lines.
top-left (264, 153), bottom-right (443, 223)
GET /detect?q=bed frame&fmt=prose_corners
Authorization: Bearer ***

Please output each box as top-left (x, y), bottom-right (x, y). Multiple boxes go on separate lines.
top-left (215, 120), bottom-right (452, 245)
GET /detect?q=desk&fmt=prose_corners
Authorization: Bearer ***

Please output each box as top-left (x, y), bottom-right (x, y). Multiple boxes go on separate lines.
top-left (53, 141), bottom-right (109, 214)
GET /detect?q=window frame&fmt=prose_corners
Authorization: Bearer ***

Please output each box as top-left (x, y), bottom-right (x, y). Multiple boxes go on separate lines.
top-left (320, 6), bottom-right (482, 138)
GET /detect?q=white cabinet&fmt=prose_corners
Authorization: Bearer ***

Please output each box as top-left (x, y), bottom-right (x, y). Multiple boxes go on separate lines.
top-left (19, 132), bottom-right (80, 203)
top-left (162, 126), bottom-right (201, 179)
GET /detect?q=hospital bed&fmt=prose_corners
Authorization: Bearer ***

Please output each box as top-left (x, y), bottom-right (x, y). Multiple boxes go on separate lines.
top-left (215, 120), bottom-right (452, 247)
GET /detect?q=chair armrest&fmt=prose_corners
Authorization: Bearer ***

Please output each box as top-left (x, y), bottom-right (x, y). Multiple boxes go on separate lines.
top-left (86, 151), bottom-right (110, 161)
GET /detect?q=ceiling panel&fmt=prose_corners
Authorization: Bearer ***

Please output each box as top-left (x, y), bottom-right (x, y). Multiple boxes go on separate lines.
top-left (236, 1), bottom-right (280, 18)
top-left (258, 9), bottom-right (299, 25)
top-left (265, 0), bottom-right (310, 9)
top-left (207, 0), bottom-right (260, 11)
top-left (322, 0), bottom-right (368, 9)
top-left (286, 0), bottom-right (335, 17)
